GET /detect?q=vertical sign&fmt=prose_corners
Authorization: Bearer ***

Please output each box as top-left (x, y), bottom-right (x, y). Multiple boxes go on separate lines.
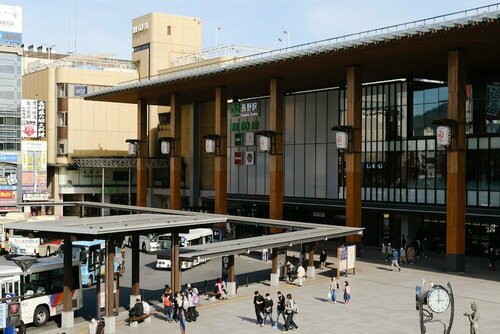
top-left (21, 100), bottom-right (47, 139)
top-left (234, 151), bottom-right (242, 166)
top-left (0, 303), bottom-right (6, 328)
top-left (21, 141), bottom-right (48, 201)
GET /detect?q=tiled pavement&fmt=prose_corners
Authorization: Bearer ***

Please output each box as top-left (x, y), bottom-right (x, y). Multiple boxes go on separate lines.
top-left (42, 247), bottom-right (500, 334)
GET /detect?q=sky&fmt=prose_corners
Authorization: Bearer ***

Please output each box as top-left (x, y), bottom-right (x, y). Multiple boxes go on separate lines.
top-left (9, 0), bottom-right (499, 60)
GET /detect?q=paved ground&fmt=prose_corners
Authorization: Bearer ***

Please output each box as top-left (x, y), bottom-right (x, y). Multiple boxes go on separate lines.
top-left (39, 245), bottom-right (500, 334)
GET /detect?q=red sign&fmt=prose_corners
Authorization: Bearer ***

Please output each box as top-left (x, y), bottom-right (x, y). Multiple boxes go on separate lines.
top-left (0, 191), bottom-right (13, 198)
top-left (234, 151), bottom-right (242, 165)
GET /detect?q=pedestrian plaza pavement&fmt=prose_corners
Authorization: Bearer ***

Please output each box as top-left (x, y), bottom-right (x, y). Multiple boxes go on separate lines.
top-left (43, 247), bottom-right (500, 334)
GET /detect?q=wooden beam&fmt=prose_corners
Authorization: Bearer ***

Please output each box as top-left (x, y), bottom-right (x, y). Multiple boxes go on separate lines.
top-left (269, 78), bottom-right (284, 224)
top-left (136, 99), bottom-right (148, 207)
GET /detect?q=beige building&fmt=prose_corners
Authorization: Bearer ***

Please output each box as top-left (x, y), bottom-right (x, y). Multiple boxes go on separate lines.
top-left (22, 54), bottom-right (138, 215)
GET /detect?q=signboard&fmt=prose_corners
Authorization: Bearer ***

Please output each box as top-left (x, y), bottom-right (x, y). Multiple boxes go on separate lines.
top-left (338, 246), bottom-right (347, 272)
top-left (0, 303), bottom-right (6, 328)
top-left (0, 153), bottom-right (17, 163)
top-left (245, 132), bottom-right (255, 146)
top-left (0, 174), bottom-right (17, 206)
top-left (9, 237), bottom-right (40, 256)
top-left (234, 151), bottom-right (242, 166)
top-left (231, 101), bottom-right (259, 118)
top-left (245, 151), bottom-right (255, 166)
top-left (21, 141), bottom-right (48, 201)
top-left (0, 5), bottom-right (22, 44)
top-left (234, 133), bottom-right (242, 146)
top-left (74, 85), bottom-right (87, 97)
top-left (221, 256), bottom-right (230, 282)
top-left (347, 245), bottom-right (356, 270)
top-left (132, 21), bottom-right (149, 34)
top-left (21, 100), bottom-right (46, 139)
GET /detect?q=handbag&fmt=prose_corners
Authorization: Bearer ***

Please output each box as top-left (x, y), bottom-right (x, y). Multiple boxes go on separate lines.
top-left (327, 291), bottom-right (332, 299)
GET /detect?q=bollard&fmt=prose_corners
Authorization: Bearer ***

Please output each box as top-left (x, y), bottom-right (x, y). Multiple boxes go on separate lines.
top-left (246, 274), bottom-right (249, 287)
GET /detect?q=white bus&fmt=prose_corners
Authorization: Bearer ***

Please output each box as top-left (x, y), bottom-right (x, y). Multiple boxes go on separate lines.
top-left (0, 212), bottom-right (30, 252)
top-left (7, 216), bottom-right (63, 257)
top-left (156, 228), bottom-right (213, 270)
top-left (124, 233), bottom-right (159, 253)
top-left (0, 257), bottom-right (82, 327)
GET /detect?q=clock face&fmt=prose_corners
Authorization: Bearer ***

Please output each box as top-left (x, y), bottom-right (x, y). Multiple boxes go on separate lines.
top-left (427, 287), bottom-right (450, 313)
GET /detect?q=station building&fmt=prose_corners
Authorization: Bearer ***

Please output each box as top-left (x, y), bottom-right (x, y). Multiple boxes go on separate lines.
top-left (87, 4), bottom-right (500, 271)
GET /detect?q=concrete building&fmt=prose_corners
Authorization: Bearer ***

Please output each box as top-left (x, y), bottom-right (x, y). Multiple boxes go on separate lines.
top-left (22, 54), bottom-right (138, 215)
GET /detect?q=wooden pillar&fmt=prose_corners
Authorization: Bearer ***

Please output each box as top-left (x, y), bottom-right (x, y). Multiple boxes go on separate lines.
top-left (170, 231), bottom-right (180, 293)
top-left (170, 94), bottom-right (182, 210)
top-left (215, 87), bottom-right (227, 214)
top-left (106, 239), bottom-right (115, 317)
top-left (63, 235), bottom-right (73, 312)
top-left (446, 49), bottom-right (466, 272)
top-left (136, 99), bottom-right (148, 207)
top-left (269, 78), bottom-right (284, 224)
top-left (131, 234), bottom-right (140, 296)
top-left (308, 244), bottom-right (315, 267)
top-left (345, 66), bottom-right (362, 244)
top-left (271, 248), bottom-right (278, 274)
top-left (228, 255), bottom-right (235, 282)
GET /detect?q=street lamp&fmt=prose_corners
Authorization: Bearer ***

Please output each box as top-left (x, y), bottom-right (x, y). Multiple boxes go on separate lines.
top-left (126, 139), bottom-right (140, 157)
top-left (278, 38), bottom-right (286, 48)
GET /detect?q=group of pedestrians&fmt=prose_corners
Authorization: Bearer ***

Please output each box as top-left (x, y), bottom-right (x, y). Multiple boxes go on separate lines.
top-left (253, 290), bottom-right (299, 332)
top-left (328, 277), bottom-right (351, 304)
top-left (161, 283), bottom-right (200, 323)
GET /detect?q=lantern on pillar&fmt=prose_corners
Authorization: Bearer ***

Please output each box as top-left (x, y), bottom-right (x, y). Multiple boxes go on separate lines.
top-left (202, 135), bottom-right (220, 155)
top-left (331, 126), bottom-right (354, 152)
top-left (432, 119), bottom-right (458, 149)
top-left (159, 137), bottom-right (175, 156)
top-left (126, 139), bottom-right (140, 157)
top-left (256, 131), bottom-right (276, 154)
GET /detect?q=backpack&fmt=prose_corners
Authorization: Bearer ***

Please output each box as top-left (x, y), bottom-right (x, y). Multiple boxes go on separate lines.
top-left (163, 294), bottom-right (172, 307)
top-left (192, 293), bottom-right (200, 305)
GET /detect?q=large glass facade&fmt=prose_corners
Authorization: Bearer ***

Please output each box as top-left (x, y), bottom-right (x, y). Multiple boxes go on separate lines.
top-left (0, 51), bottom-right (21, 153)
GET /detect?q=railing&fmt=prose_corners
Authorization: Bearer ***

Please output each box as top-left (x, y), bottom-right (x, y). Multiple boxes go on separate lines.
top-left (112, 3), bottom-right (499, 87)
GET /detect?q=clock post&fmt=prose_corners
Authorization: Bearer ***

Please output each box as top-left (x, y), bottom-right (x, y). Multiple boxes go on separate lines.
top-left (416, 280), bottom-right (455, 334)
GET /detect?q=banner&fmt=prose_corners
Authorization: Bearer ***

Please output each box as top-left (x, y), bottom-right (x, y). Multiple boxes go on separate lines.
top-left (21, 100), bottom-right (46, 139)
top-left (21, 141), bottom-right (47, 201)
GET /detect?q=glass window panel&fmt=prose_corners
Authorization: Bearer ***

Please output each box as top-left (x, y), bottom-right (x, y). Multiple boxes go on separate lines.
top-left (305, 93), bottom-right (316, 144)
top-left (284, 96), bottom-right (295, 144)
top-left (294, 144), bottom-right (305, 197)
top-left (316, 143), bottom-right (327, 198)
top-left (327, 90), bottom-right (339, 143)
top-left (294, 95), bottom-right (305, 144)
top-left (284, 145), bottom-right (294, 197)
top-left (414, 88), bottom-right (425, 105)
top-left (424, 88), bottom-right (439, 103)
top-left (438, 87), bottom-right (448, 102)
top-left (490, 192), bottom-right (499, 207)
top-left (316, 92), bottom-right (327, 143)
top-left (305, 144), bottom-right (315, 197)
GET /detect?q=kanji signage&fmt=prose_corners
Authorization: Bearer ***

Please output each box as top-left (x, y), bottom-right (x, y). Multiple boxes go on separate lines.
top-left (21, 99), bottom-right (46, 139)
top-left (234, 151), bottom-right (242, 166)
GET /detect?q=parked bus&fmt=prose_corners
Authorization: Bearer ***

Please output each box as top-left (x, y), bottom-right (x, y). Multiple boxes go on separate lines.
top-left (0, 212), bottom-right (30, 252)
top-left (0, 257), bottom-right (82, 327)
top-left (59, 240), bottom-right (124, 287)
top-left (156, 228), bottom-right (213, 270)
top-left (7, 215), bottom-right (63, 257)
top-left (124, 233), bottom-right (159, 253)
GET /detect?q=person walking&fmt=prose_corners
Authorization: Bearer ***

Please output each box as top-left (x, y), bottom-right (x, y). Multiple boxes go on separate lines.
top-left (297, 264), bottom-right (306, 286)
top-left (406, 243), bottom-right (415, 264)
top-left (319, 249), bottom-right (327, 269)
top-left (253, 291), bottom-right (265, 327)
top-left (276, 291), bottom-right (286, 329)
top-left (489, 246), bottom-right (496, 271)
top-left (263, 293), bottom-right (274, 326)
top-left (390, 247), bottom-right (401, 271)
top-left (343, 281), bottom-right (351, 304)
top-left (328, 277), bottom-right (338, 304)
top-left (175, 292), bottom-right (184, 322)
top-left (162, 287), bottom-right (174, 322)
top-left (283, 293), bottom-right (298, 332)
top-left (386, 243), bottom-right (393, 262)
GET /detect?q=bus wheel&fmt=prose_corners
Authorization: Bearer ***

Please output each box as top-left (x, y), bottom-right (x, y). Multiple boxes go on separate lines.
top-left (34, 305), bottom-right (49, 327)
top-left (142, 243), bottom-right (146, 252)
top-left (45, 247), bottom-right (51, 257)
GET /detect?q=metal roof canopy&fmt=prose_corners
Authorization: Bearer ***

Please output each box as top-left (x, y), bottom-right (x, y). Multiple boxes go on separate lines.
top-left (4, 213), bottom-right (227, 240)
top-left (177, 226), bottom-right (363, 260)
top-left (9, 202), bottom-right (364, 246)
